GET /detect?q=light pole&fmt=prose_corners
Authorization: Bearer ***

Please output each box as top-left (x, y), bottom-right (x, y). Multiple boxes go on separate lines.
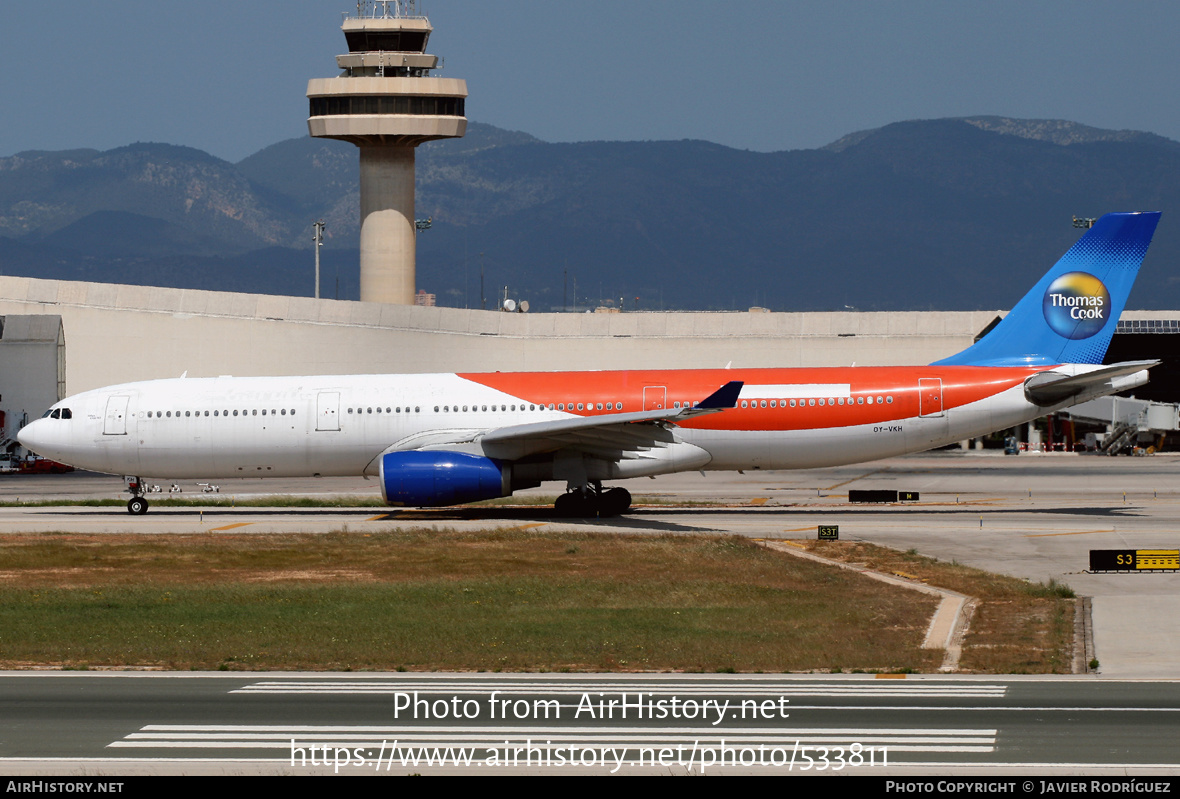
top-left (312, 220), bottom-right (325, 299)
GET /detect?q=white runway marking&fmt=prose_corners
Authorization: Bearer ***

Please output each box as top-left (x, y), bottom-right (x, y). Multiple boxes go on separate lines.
top-left (110, 724), bottom-right (996, 754)
top-left (230, 679), bottom-right (1008, 698)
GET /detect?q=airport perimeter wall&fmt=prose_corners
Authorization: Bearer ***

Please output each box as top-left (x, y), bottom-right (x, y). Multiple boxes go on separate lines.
top-left (0, 275), bottom-right (1084, 398)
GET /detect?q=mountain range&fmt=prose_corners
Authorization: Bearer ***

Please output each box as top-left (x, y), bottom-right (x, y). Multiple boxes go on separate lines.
top-left (2, 117), bottom-right (1178, 312)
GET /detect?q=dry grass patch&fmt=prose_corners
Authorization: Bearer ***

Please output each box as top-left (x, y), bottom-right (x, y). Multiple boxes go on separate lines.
top-left (0, 530), bottom-right (941, 673)
top-left (800, 540), bottom-right (1076, 673)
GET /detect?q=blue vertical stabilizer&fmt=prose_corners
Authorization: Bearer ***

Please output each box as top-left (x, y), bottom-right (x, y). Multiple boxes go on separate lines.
top-left (934, 212), bottom-right (1160, 367)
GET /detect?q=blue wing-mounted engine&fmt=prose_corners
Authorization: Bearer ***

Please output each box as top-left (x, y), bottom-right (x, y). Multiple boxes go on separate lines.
top-left (379, 450), bottom-right (511, 507)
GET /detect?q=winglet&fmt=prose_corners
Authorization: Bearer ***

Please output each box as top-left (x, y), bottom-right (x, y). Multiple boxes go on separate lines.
top-left (697, 380), bottom-right (744, 409)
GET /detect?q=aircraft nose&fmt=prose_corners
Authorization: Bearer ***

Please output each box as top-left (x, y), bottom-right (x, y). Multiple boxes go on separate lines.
top-left (17, 419), bottom-right (49, 456)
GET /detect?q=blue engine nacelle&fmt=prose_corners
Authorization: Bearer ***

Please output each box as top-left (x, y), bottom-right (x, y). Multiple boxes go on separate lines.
top-left (379, 451), bottom-right (511, 507)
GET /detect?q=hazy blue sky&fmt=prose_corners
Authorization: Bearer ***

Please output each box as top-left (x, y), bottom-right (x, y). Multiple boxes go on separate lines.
top-left (2, 1), bottom-right (1177, 161)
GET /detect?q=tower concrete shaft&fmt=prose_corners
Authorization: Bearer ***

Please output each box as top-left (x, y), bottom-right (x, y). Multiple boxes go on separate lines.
top-left (307, 0), bottom-right (467, 305)
top-left (359, 147), bottom-right (415, 305)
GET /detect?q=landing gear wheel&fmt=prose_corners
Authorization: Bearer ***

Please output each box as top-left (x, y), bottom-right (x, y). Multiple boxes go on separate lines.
top-left (127, 497), bottom-right (148, 515)
top-left (599, 487), bottom-right (632, 517)
top-left (555, 490), bottom-right (595, 518)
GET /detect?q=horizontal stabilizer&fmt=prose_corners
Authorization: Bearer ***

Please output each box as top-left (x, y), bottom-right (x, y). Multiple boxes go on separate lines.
top-left (1023, 360), bottom-right (1158, 406)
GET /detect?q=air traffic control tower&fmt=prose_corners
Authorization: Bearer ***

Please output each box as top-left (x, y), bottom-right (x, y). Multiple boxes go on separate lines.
top-left (307, 1), bottom-right (467, 305)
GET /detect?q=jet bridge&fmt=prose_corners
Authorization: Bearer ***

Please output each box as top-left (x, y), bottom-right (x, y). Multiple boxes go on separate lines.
top-left (1061, 396), bottom-right (1180, 454)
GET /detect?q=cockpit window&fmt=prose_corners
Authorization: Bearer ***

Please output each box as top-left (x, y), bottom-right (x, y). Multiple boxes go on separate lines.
top-left (60, 408), bottom-right (71, 419)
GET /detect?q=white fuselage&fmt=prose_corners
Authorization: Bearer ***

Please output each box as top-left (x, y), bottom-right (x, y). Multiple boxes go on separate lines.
top-left (17, 364), bottom-right (1128, 486)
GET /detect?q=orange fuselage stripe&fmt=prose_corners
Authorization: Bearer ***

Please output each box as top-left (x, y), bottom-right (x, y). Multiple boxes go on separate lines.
top-left (458, 366), bottom-right (1046, 432)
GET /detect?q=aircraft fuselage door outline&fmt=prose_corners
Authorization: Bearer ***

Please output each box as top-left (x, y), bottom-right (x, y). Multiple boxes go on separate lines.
top-left (643, 386), bottom-right (667, 411)
top-left (316, 391), bottom-right (341, 431)
top-left (103, 396), bottom-right (129, 435)
top-left (919, 378), bottom-right (944, 418)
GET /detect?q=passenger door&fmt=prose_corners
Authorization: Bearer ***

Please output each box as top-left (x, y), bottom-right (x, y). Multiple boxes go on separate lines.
top-left (103, 396), bottom-right (129, 435)
top-left (919, 378), bottom-right (944, 418)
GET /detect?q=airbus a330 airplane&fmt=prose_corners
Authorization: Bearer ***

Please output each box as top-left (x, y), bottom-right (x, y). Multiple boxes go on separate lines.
top-left (19, 212), bottom-right (1162, 516)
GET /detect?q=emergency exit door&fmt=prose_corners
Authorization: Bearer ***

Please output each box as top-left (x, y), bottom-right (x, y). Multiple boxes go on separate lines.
top-left (316, 391), bottom-right (340, 431)
top-left (643, 386), bottom-right (666, 410)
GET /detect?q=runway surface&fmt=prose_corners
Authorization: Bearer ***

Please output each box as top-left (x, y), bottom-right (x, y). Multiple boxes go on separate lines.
top-left (1, 672), bottom-right (1178, 775)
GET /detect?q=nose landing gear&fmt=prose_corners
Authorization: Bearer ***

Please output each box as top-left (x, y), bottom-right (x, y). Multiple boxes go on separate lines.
top-left (124, 476), bottom-right (149, 514)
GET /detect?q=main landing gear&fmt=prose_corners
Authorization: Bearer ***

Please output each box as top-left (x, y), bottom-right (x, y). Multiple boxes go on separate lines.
top-left (554, 483), bottom-right (632, 518)
top-left (124, 476), bottom-right (149, 515)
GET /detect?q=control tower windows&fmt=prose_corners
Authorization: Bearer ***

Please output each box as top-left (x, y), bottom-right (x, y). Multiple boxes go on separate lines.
top-left (309, 96), bottom-right (465, 118)
top-left (344, 30), bottom-right (428, 53)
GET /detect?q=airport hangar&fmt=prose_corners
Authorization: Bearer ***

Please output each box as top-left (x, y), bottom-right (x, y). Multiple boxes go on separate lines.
top-left (0, 274), bottom-right (1179, 448)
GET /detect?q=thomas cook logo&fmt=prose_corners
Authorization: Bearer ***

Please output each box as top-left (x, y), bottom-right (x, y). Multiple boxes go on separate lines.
top-left (1042, 271), bottom-right (1110, 340)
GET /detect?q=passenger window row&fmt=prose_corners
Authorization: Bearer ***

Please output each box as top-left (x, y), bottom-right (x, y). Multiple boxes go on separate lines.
top-left (118, 394), bottom-right (900, 422)
top-left (141, 409), bottom-right (297, 418)
top-left (738, 395), bottom-right (894, 408)
top-left (346, 406), bottom-right (416, 414)
top-left (425, 402), bottom-right (622, 413)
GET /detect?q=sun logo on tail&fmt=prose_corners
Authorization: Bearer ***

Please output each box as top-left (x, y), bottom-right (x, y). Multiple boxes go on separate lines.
top-left (1042, 271), bottom-right (1110, 340)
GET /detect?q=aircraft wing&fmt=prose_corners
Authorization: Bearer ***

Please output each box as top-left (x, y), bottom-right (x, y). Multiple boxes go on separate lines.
top-left (365, 381), bottom-right (742, 472)
top-left (1024, 360), bottom-right (1158, 406)
top-left (476, 380), bottom-right (743, 461)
